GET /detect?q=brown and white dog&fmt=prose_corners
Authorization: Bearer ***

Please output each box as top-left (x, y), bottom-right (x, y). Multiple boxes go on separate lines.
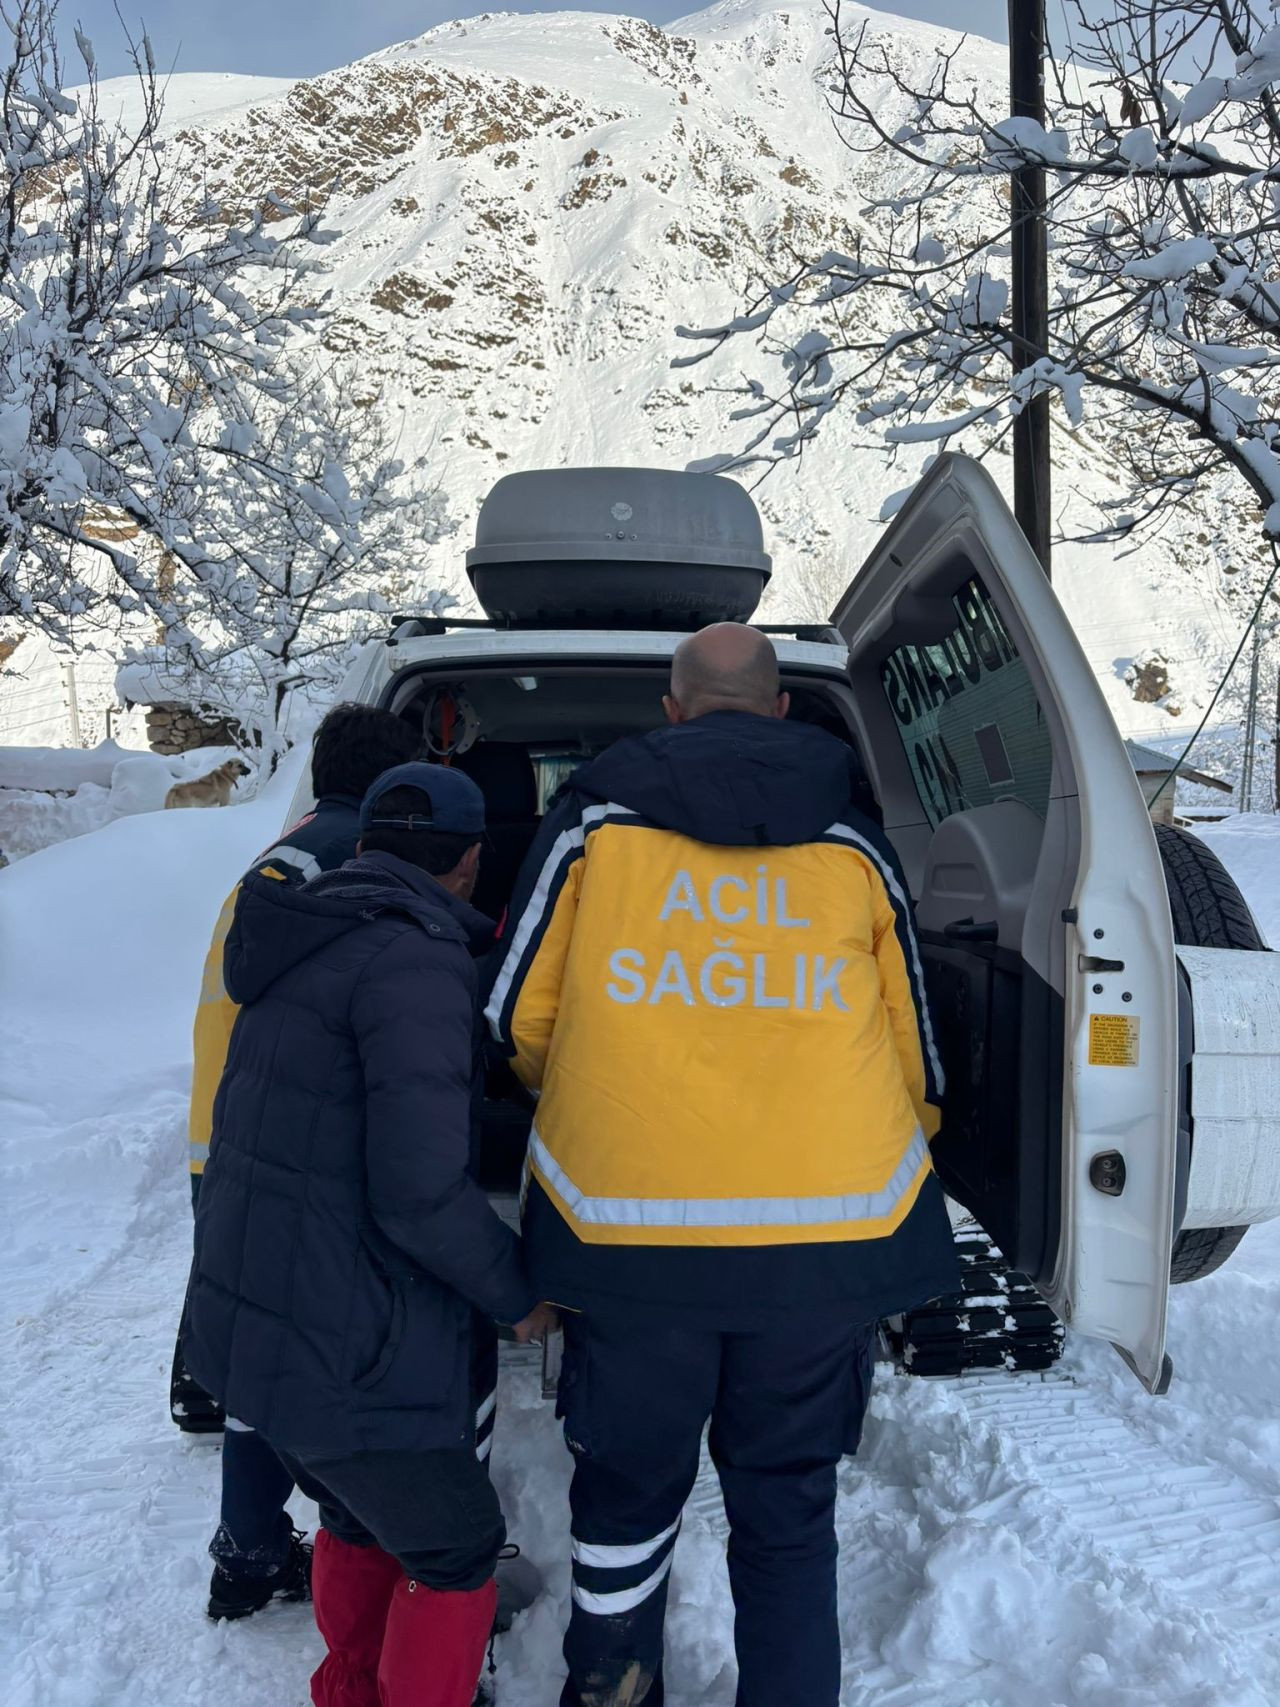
top-left (164, 758), bottom-right (250, 811)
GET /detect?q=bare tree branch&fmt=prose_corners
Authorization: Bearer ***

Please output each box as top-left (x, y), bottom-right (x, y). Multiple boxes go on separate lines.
top-left (679, 0), bottom-right (1280, 563)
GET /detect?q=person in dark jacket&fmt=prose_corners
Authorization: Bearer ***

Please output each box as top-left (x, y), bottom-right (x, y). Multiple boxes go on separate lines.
top-left (488, 625), bottom-right (960, 1707)
top-left (174, 703), bottom-right (426, 1625)
top-left (185, 762), bottom-right (553, 1707)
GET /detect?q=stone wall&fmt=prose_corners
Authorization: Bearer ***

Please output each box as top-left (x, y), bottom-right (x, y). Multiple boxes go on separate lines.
top-left (145, 702), bottom-right (246, 756)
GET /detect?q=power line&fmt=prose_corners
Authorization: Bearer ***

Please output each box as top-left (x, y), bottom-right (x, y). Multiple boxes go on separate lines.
top-left (1147, 554), bottom-right (1279, 813)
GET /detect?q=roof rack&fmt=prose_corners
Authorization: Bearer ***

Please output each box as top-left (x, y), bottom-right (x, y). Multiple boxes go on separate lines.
top-left (388, 614), bottom-right (495, 641)
top-left (386, 614), bottom-right (846, 647)
top-left (754, 623), bottom-right (846, 648)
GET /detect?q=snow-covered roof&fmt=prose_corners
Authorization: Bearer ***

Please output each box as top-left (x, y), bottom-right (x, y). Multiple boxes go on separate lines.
top-left (0, 740), bottom-right (138, 792)
top-left (1124, 739), bottom-right (1232, 792)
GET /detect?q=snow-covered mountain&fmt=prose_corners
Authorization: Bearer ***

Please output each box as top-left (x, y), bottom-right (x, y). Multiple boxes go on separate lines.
top-left (4, 0), bottom-right (1271, 779)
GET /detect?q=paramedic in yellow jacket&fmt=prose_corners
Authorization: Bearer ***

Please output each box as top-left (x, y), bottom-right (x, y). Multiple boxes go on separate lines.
top-left (487, 624), bottom-right (960, 1707)
top-left (187, 708), bottom-right (423, 1199)
top-left (175, 704), bottom-right (424, 1624)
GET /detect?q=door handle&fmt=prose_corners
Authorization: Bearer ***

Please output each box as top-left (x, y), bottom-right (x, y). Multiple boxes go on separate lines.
top-left (944, 917), bottom-right (999, 943)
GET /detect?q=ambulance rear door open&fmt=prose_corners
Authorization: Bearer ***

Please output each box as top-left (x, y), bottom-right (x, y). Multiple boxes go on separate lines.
top-left (831, 454), bottom-right (1179, 1393)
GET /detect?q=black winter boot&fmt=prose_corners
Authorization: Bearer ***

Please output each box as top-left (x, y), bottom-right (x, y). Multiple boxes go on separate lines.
top-left (207, 1529), bottom-right (313, 1621)
top-left (170, 1335), bottom-right (224, 1434)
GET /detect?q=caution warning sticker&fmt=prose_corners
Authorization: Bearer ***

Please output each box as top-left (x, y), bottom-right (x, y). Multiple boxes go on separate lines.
top-left (1089, 1013), bottom-right (1140, 1068)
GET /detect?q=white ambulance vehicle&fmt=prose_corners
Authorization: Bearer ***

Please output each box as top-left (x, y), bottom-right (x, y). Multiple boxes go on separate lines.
top-left (289, 456), bottom-right (1280, 1393)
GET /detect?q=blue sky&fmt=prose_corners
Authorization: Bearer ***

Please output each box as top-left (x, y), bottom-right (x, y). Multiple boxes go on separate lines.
top-left (61, 0), bottom-right (1012, 81)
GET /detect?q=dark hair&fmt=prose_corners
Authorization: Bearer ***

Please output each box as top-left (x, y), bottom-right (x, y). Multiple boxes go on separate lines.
top-left (359, 786), bottom-right (480, 876)
top-left (311, 704), bottom-right (422, 800)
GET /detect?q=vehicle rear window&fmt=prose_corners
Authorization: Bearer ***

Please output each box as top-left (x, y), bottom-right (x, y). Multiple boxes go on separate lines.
top-left (880, 576), bottom-right (1053, 827)
top-left (533, 754), bottom-right (580, 813)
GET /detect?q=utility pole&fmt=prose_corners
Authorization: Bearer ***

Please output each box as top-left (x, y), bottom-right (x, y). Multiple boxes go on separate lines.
top-left (1240, 618), bottom-right (1262, 812)
top-left (1009, 1), bottom-right (1052, 578)
top-left (62, 659), bottom-right (82, 747)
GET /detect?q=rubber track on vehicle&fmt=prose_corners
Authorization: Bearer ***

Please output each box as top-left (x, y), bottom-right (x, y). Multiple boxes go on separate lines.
top-left (894, 1227), bottom-right (1065, 1377)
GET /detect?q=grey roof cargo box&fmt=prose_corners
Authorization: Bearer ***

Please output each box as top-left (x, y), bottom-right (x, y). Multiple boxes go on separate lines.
top-left (466, 467), bottom-right (772, 629)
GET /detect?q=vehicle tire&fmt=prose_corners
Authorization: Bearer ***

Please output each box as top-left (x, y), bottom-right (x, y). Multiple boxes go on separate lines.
top-left (1168, 1224), bottom-right (1249, 1284)
top-left (1154, 823), bottom-right (1265, 954)
top-left (1155, 824), bottom-right (1262, 1284)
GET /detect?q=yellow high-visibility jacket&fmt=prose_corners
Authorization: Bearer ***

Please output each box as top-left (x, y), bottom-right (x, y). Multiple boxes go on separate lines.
top-left (187, 794), bottom-right (364, 1191)
top-left (487, 712), bottom-right (960, 1318)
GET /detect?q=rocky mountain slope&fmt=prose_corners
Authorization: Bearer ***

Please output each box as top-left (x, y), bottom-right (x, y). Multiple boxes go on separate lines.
top-left (5, 0), bottom-right (1272, 778)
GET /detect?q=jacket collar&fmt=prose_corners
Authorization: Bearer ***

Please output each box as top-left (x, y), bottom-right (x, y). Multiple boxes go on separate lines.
top-left (350, 850), bottom-right (496, 952)
top-left (570, 710), bottom-right (866, 848)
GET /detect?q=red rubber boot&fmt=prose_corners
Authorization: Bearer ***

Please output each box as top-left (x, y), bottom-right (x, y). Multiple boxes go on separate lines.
top-left (377, 1576), bottom-right (498, 1707)
top-left (310, 1529), bottom-right (403, 1707)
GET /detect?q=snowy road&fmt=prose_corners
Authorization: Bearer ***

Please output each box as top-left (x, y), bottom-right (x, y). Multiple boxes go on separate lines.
top-left (5, 1120), bottom-right (1278, 1706)
top-left (3, 792), bottom-right (1279, 1705)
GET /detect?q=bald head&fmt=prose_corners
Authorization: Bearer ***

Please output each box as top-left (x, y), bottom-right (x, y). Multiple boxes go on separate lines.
top-left (664, 623), bottom-right (789, 724)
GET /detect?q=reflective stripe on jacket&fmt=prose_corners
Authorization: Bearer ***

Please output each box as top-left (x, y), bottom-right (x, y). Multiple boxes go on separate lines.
top-left (489, 808), bottom-right (940, 1246)
top-left (187, 794), bottom-right (363, 1176)
top-left (486, 711), bottom-right (961, 1318)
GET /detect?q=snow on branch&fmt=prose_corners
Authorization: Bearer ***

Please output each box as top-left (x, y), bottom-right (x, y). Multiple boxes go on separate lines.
top-left (108, 354), bottom-right (459, 756)
top-left (677, 0), bottom-right (1280, 553)
top-left (0, 1), bottom-right (458, 754)
top-left (0, 0), bottom-right (356, 680)
top-left (884, 402), bottom-right (1001, 444)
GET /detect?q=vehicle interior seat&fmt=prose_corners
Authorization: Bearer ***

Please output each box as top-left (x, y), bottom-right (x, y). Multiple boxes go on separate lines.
top-left (452, 740), bottom-right (541, 930)
top-left (788, 690), bottom-right (883, 827)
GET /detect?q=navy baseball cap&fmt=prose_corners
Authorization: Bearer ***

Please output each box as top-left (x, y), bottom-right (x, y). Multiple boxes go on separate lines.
top-left (359, 762), bottom-right (486, 836)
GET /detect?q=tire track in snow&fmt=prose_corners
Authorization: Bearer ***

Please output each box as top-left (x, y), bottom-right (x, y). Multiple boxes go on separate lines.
top-left (1, 1174), bottom-right (320, 1707)
top-left (9, 1142), bottom-right (1279, 1707)
top-left (953, 1371), bottom-right (1280, 1644)
top-left (676, 1357), bottom-right (1280, 1706)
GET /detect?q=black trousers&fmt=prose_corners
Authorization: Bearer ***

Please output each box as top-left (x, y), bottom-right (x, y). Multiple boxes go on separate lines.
top-left (280, 1446), bottom-right (506, 1594)
top-left (210, 1423), bottom-right (297, 1578)
top-left (277, 1324), bottom-right (502, 1594)
top-left (557, 1311), bottom-right (876, 1707)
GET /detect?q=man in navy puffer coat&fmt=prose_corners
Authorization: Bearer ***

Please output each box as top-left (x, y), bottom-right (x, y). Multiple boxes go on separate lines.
top-left (185, 763), bottom-right (551, 1707)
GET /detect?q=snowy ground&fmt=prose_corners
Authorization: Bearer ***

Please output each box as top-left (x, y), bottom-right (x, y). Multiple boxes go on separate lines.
top-left (1196, 815), bottom-right (1280, 948)
top-left (2, 788), bottom-right (1279, 1706)
top-left (0, 743), bottom-right (249, 865)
